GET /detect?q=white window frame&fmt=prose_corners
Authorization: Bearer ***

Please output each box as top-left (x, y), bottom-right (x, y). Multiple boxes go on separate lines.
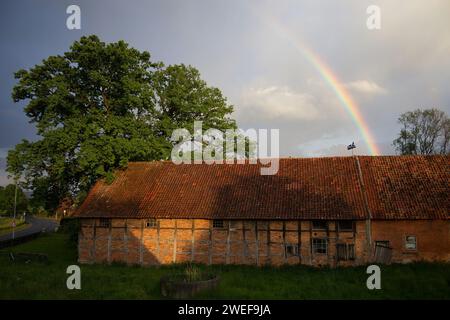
top-left (405, 235), bottom-right (417, 251)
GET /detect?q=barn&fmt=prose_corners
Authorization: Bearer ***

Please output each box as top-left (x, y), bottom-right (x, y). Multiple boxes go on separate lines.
top-left (73, 155), bottom-right (449, 267)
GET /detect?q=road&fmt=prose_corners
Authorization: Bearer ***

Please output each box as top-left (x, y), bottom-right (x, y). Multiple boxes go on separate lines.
top-left (0, 216), bottom-right (59, 242)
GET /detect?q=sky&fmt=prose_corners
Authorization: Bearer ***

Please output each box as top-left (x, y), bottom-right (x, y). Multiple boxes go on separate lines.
top-left (1, 0), bottom-right (449, 185)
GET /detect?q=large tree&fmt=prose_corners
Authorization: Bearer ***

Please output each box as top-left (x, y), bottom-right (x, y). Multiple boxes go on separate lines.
top-left (0, 184), bottom-right (28, 216)
top-left (7, 35), bottom-right (236, 210)
top-left (393, 108), bottom-right (449, 155)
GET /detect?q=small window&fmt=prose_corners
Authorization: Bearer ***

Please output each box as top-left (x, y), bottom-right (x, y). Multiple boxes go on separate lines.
top-left (337, 220), bottom-right (354, 232)
top-left (285, 244), bottom-right (299, 257)
top-left (375, 240), bottom-right (390, 248)
top-left (336, 243), bottom-right (355, 261)
top-left (312, 238), bottom-right (327, 254)
top-left (312, 220), bottom-right (327, 230)
top-left (99, 218), bottom-right (111, 228)
top-left (146, 219), bottom-right (157, 228)
top-left (213, 220), bottom-right (224, 229)
top-left (405, 235), bottom-right (417, 250)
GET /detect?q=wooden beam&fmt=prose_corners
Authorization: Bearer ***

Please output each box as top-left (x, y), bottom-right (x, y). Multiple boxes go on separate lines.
top-left (157, 220), bottom-right (161, 262)
top-left (191, 219), bottom-right (195, 263)
top-left (282, 221), bottom-right (287, 264)
top-left (173, 220), bottom-right (178, 263)
top-left (297, 220), bottom-right (301, 264)
top-left (107, 222), bottom-right (112, 264)
top-left (226, 221), bottom-right (231, 264)
top-left (124, 219), bottom-right (128, 263)
top-left (242, 221), bottom-right (247, 259)
top-left (255, 221), bottom-right (259, 266)
top-left (266, 222), bottom-right (271, 265)
top-left (92, 220), bottom-right (97, 262)
top-left (208, 220), bottom-right (213, 265)
top-left (309, 221), bottom-right (313, 264)
top-left (139, 220), bottom-right (144, 265)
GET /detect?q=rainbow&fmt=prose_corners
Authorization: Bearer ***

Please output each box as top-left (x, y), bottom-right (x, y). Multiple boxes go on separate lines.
top-left (259, 12), bottom-right (380, 156)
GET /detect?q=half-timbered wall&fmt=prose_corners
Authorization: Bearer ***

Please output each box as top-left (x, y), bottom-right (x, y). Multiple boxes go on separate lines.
top-left (78, 219), bottom-right (369, 267)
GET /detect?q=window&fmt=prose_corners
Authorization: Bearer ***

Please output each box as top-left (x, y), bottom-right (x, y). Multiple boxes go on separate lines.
top-left (375, 240), bottom-right (390, 248)
top-left (213, 220), bottom-right (224, 229)
top-left (405, 235), bottom-right (417, 250)
top-left (99, 218), bottom-right (111, 228)
top-left (312, 238), bottom-right (327, 254)
top-left (146, 219), bottom-right (157, 228)
top-left (336, 243), bottom-right (355, 261)
top-left (312, 220), bottom-right (327, 230)
top-left (337, 220), bottom-right (354, 232)
top-left (285, 244), bottom-right (299, 257)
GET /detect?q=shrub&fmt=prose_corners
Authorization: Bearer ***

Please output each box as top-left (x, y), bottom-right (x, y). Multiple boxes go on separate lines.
top-left (59, 218), bottom-right (80, 247)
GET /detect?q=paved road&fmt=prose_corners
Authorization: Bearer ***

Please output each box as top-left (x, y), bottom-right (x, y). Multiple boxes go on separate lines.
top-left (0, 216), bottom-right (59, 242)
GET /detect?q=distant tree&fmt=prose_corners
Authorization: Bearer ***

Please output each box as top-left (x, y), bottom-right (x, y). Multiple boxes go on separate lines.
top-left (393, 108), bottom-right (449, 155)
top-left (0, 184), bottom-right (28, 216)
top-left (7, 35), bottom-right (236, 211)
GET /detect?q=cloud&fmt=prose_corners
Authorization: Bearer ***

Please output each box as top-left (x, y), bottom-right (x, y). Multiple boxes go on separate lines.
top-left (344, 80), bottom-right (387, 95)
top-left (297, 140), bottom-right (396, 157)
top-left (239, 86), bottom-right (319, 121)
top-left (0, 173), bottom-right (11, 186)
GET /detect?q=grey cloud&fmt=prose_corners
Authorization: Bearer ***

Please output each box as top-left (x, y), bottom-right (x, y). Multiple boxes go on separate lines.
top-left (0, 0), bottom-right (448, 161)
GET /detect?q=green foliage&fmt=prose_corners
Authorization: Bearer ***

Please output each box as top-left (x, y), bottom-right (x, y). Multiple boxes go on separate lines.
top-left (393, 108), bottom-right (449, 155)
top-left (0, 217), bottom-right (26, 230)
top-left (7, 35), bottom-right (236, 211)
top-left (59, 218), bottom-right (80, 247)
top-left (183, 263), bottom-right (203, 282)
top-left (0, 184), bottom-right (29, 216)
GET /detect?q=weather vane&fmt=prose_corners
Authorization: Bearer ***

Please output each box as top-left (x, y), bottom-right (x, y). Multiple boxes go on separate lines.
top-left (347, 142), bottom-right (356, 155)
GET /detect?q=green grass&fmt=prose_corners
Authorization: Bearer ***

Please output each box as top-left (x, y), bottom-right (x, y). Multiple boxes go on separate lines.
top-left (0, 217), bottom-right (29, 236)
top-left (0, 232), bottom-right (449, 299)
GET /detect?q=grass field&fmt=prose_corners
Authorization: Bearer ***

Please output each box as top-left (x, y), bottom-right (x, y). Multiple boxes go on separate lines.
top-left (0, 217), bottom-right (29, 236)
top-left (0, 232), bottom-right (449, 299)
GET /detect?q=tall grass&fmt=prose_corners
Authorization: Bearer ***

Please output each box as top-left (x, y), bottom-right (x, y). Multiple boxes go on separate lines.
top-left (0, 232), bottom-right (449, 299)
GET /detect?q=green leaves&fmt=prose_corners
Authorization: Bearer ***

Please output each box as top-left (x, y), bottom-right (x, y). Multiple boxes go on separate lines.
top-left (0, 184), bottom-right (28, 216)
top-left (8, 35), bottom-right (236, 211)
top-left (393, 108), bottom-right (449, 155)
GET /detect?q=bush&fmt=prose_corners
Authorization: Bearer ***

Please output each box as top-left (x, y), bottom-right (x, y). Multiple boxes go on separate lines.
top-left (59, 218), bottom-right (80, 246)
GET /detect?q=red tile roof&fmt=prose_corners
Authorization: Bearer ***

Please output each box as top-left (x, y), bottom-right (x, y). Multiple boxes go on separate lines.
top-left (359, 155), bottom-right (449, 219)
top-left (74, 155), bottom-right (449, 220)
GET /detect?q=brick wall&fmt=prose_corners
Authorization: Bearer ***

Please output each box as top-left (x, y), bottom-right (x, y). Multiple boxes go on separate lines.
top-left (371, 220), bottom-right (450, 263)
top-left (78, 219), bottom-right (370, 267)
